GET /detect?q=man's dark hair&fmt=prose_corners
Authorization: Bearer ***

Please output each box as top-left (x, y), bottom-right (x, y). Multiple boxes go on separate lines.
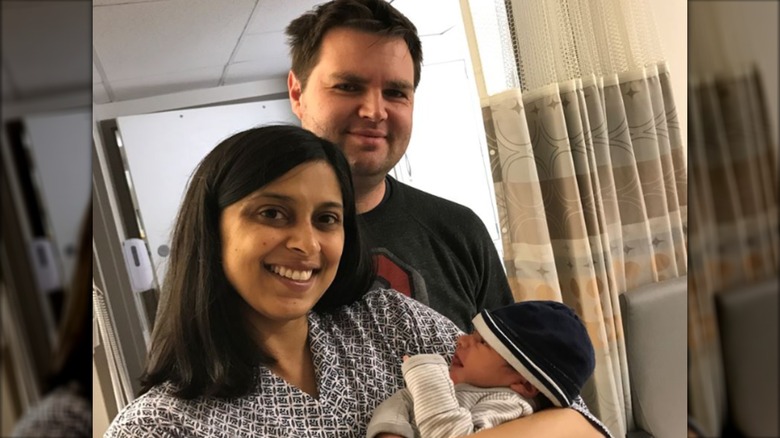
top-left (286, 0), bottom-right (422, 89)
top-left (140, 124), bottom-right (375, 399)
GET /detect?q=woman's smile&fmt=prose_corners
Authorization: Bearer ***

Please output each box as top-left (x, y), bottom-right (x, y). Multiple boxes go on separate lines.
top-left (220, 161), bottom-right (345, 325)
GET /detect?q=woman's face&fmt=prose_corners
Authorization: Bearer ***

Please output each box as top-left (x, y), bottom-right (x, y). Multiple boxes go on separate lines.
top-left (220, 160), bottom-right (345, 329)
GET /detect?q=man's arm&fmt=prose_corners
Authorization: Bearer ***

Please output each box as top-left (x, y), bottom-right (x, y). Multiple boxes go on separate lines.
top-left (470, 213), bottom-right (515, 312)
top-left (470, 407), bottom-right (606, 438)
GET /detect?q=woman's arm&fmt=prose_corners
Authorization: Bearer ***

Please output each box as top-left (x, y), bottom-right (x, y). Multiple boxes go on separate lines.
top-left (470, 407), bottom-right (605, 438)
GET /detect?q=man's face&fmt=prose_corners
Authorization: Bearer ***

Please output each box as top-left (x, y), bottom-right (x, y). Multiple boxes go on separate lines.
top-left (288, 27), bottom-right (415, 185)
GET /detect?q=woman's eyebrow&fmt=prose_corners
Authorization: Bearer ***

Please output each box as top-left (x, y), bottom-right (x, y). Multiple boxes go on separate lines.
top-left (253, 192), bottom-right (292, 202)
top-left (247, 193), bottom-right (343, 210)
top-left (318, 201), bottom-right (344, 210)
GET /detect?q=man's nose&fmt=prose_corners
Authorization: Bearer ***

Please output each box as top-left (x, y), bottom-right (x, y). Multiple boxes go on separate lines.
top-left (358, 90), bottom-right (388, 122)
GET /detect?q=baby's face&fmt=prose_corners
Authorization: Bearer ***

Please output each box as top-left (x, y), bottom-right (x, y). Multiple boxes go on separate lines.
top-left (449, 331), bottom-right (527, 389)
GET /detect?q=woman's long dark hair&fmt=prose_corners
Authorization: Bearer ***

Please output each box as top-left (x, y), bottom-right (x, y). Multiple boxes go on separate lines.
top-left (140, 125), bottom-right (374, 399)
top-left (47, 202), bottom-right (92, 397)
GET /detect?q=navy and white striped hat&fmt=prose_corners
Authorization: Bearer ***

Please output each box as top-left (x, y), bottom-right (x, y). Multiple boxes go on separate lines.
top-left (472, 300), bottom-right (595, 407)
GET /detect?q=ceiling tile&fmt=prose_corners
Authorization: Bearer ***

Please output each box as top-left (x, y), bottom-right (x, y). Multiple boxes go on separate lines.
top-left (93, 82), bottom-right (111, 104)
top-left (93, 0), bottom-right (255, 82)
top-left (245, 0), bottom-right (458, 36)
top-left (223, 61), bottom-right (287, 86)
top-left (93, 62), bottom-right (103, 85)
top-left (245, 0), bottom-right (322, 34)
top-left (1, 1), bottom-right (91, 98)
top-left (109, 66), bottom-right (223, 101)
top-left (234, 31), bottom-right (289, 64)
top-left (2, 66), bottom-right (16, 101)
top-left (94, 0), bottom-right (169, 5)
top-left (89, 0), bottom-right (466, 103)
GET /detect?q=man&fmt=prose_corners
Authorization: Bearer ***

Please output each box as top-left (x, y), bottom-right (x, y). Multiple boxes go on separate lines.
top-left (285, 0), bottom-right (513, 333)
top-left (284, 2), bottom-right (610, 437)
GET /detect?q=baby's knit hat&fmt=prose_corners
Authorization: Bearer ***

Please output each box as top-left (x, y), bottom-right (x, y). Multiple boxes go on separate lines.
top-left (472, 300), bottom-right (595, 407)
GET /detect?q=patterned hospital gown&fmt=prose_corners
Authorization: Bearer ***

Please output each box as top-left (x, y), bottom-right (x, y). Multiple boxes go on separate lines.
top-left (11, 382), bottom-right (90, 437)
top-left (105, 289), bottom-right (609, 437)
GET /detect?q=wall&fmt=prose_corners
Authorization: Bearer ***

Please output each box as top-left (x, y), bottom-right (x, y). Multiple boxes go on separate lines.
top-left (654, 0), bottom-right (688, 145)
top-left (721, 1), bottom-right (779, 145)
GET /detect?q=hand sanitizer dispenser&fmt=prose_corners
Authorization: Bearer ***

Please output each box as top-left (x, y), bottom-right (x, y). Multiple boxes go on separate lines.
top-left (121, 238), bottom-right (154, 293)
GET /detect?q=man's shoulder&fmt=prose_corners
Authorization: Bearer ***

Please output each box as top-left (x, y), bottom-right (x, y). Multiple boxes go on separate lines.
top-left (387, 178), bottom-right (483, 224)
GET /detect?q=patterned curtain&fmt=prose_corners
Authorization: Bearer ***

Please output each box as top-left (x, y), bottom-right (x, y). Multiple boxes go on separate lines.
top-left (688, 2), bottom-right (779, 435)
top-left (463, 1), bottom-right (686, 436)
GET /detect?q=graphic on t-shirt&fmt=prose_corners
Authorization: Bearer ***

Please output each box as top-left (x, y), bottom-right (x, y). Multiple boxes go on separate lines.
top-left (371, 248), bottom-right (428, 304)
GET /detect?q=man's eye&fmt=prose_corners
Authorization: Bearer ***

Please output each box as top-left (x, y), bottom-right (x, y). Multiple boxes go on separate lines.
top-left (384, 89), bottom-right (407, 99)
top-left (335, 83), bottom-right (359, 92)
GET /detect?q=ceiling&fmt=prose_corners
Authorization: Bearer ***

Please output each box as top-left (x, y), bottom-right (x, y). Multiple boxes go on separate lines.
top-left (1, 0), bottom-right (460, 106)
top-left (1, 1), bottom-right (92, 103)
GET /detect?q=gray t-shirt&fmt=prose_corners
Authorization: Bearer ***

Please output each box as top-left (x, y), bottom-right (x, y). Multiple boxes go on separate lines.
top-left (361, 177), bottom-right (515, 332)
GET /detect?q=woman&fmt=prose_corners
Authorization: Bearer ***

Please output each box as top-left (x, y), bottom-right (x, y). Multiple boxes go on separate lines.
top-left (12, 203), bottom-right (92, 437)
top-left (104, 125), bottom-right (463, 436)
top-left (105, 125), bottom-right (609, 437)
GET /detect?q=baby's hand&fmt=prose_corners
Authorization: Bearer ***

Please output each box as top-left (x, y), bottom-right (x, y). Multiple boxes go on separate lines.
top-left (402, 355), bottom-right (410, 363)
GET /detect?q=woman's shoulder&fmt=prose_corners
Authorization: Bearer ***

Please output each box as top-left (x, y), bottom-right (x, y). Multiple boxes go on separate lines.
top-left (319, 288), bottom-right (462, 344)
top-left (362, 287), bottom-right (415, 307)
top-left (365, 288), bottom-right (465, 325)
top-left (11, 384), bottom-right (90, 437)
top-left (105, 383), bottom-right (196, 437)
top-left (348, 288), bottom-right (450, 323)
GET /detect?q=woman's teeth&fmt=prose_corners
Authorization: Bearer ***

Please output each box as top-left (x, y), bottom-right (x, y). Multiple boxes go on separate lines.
top-left (271, 265), bottom-right (313, 281)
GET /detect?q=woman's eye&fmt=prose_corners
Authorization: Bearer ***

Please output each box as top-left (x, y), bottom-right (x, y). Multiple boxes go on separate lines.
top-left (258, 208), bottom-right (284, 220)
top-left (318, 213), bottom-right (341, 225)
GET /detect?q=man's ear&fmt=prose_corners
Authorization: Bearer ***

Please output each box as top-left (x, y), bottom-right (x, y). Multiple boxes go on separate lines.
top-left (288, 70), bottom-right (303, 118)
top-left (509, 379), bottom-right (539, 399)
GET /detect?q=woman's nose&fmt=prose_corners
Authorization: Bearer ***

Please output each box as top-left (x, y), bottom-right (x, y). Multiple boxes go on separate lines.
top-left (287, 222), bottom-right (320, 255)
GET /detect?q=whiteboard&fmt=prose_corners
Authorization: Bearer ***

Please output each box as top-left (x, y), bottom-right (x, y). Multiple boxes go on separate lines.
top-left (25, 109), bottom-right (92, 286)
top-left (116, 99), bottom-right (298, 285)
